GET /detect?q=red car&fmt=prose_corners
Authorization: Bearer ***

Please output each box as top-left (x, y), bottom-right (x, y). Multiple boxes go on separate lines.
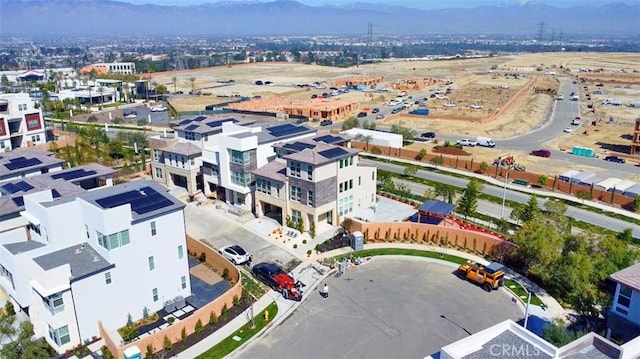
top-left (530, 149), bottom-right (551, 158)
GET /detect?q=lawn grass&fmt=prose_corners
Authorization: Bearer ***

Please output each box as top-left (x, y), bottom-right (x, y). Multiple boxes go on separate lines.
top-left (196, 301), bottom-right (278, 359)
top-left (329, 248), bottom-right (545, 308)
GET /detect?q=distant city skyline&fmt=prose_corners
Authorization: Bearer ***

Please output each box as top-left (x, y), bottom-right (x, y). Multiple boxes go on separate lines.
top-left (121, 0), bottom-right (619, 9)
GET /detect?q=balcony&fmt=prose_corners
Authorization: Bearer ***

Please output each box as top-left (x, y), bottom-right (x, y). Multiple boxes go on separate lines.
top-left (0, 99), bottom-right (8, 113)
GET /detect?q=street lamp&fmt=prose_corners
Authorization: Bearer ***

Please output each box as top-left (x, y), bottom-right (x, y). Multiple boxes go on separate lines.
top-left (500, 166), bottom-right (514, 219)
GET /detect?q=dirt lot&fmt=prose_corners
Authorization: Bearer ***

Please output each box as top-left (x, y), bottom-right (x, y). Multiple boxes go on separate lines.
top-left (148, 53), bottom-right (640, 178)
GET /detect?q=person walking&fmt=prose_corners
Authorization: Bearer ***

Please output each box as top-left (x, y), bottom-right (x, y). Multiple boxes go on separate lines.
top-left (322, 283), bottom-right (329, 299)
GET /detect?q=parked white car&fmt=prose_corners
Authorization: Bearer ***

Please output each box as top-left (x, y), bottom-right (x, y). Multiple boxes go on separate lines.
top-left (218, 245), bottom-right (251, 265)
top-left (150, 105), bottom-right (168, 112)
top-left (457, 139), bottom-right (477, 147)
top-left (443, 102), bottom-right (457, 108)
top-left (564, 127), bottom-right (574, 133)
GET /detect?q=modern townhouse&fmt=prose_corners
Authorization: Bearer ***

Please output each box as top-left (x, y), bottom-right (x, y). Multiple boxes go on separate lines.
top-left (607, 262), bottom-right (640, 342)
top-left (253, 137), bottom-right (376, 231)
top-left (0, 93), bottom-right (49, 150)
top-left (0, 149), bottom-right (64, 183)
top-left (0, 176), bottom-right (190, 353)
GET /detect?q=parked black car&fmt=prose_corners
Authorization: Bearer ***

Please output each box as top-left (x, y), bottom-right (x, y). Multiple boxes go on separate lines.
top-left (357, 111), bottom-right (367, 118)
top-left (420, 132), bottom-right (436, 139)
top-left (604, 156), bottom-right (626, 163)
top-left (255, 80), bottom-right (263, 85)
top-left (320, 119), bottom-right (333, 126)
top-left (252, 262), bottom-right (286, 290)
top-left (372, 108), bottom-right (380, 113)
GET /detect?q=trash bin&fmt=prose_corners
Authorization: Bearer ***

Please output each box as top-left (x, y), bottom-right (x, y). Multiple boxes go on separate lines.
top-left (351, 231), bottom-right (364, 251)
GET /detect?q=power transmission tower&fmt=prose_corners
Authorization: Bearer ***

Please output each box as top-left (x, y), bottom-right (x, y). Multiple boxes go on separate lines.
top-left (551, 29), bottom-right (556, 52)
top-left (536, 21), bottom-right (546, 51)
top-left (559, 29), bottom-right (564, 50)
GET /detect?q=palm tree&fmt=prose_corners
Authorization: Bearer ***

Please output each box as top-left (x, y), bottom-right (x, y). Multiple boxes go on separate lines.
top-left (171, 76), bottom-right (177, 93)
top-left (151, 81), bottom-right (158, 101)
top-left (97, 86), bottom-right (105, 105)
top-left (87, 86), bottom-right (93, 106)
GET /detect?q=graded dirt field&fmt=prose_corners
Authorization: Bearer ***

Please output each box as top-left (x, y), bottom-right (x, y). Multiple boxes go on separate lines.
top-left (148, 52), bottom-right (640, 179)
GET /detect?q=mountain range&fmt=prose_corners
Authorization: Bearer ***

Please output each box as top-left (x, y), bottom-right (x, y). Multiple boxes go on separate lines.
top-left (1, 0), bottom-right (638, 37)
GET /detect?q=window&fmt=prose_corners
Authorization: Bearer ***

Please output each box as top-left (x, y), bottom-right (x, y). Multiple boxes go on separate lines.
top-left (291, 209), bottom-right (302, 224)
top-left (307, 165), bottom-right (313, 180)
top-left (190, 158), bottom-right (195, 166)
top-left (85, 224), bottom-right (90, 239)
top-left (0, 142), bottom-right (4, 149)
top-left (152, 288), bottom-right (158, 302)
top-left (339, 157), bottom-right (352, 168)
top-left (358, 176), bottom-right (361, 186)
top-left (349, 179), bottom-right (353, 189)
top-left (349, 156), bottom-right (353, 166)
top-left (230, 150), bottom-right (250, 165)
top-left (150, 221), bottom-right (157, 236)
top-left (181, 276), bottom-right (187, 289)
top-left (148, 256), bottom-right (155, 271)
top-left (42, 292), bottom-right (65, 315)
top-left (0, 264), bottom-right (15, 289)
top-left (97, 230), bottom-right (131, 250)
top-left (290, 186), bottom-right (301, 202)
top-left (307, 191), bottom-right (314, 206)
top-left (231, 171), bottom-right (251, 186)
top-left (153, 149), bottom-right (161, 161)
top-left (178, 245), bottom-right (184, 259)
top-left (616, 285), bottom-right (632, 316)
top-left (204, 135), bottom-right (208, 142)
top-left (185, 132), bottom-right (196, 141)
top-left (339, 195), bottom-right (354, 216)
top-left (289, 161), bottom-right (301, 177)
top-left (48, 325), bottom-right (70, 346)
top-left (105, 272), bottom-right (112, 285)
top-left (256, 178), bottom-right (272, 195)
top-left (339, 182), bottom-right (343, 193)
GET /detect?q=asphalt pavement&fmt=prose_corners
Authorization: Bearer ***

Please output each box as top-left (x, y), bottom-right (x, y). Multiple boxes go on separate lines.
top-left (364, 158), bottom-right (640, 238)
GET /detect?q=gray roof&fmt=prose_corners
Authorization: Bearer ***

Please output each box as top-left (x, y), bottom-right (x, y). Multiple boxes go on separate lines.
top-left (609, 262), bottom-right (640, 291)
top-left (171, 116), bottom-right (245, 135)
top-left (463, 330), bottom-right (553, 359)
top-left (43, 163), bottom-right (117, 183)
top-left (78, 180), bottom-right (184, 223)
top-left (0, 177), bottom-right (87, 217)
top-left (253, 160), bottom-right (287, 182)
top-left (4, 240), bottom-right (45, 255)
top-left (163, 142), bottom-right (202, 157)
top-left (234, 122), bottom-right (316, 145)
top-left (560, 334), bottom-right (620, 359)
top-left (33, 242), bottom-right (112, 282)
top-left (283, 142), bottom-right (359, 165)
top-left (0, 149), bottom-right (64, 178)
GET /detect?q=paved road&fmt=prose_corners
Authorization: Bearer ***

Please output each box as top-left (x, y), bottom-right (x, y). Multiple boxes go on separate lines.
top-left (364, 159), bottom-right (640, 237)
top-left (236, 258), bottom-right (523, 359)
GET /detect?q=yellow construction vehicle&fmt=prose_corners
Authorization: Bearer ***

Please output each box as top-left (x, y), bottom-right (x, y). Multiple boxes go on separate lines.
top-left (457, 261), bottom-right (506, 292)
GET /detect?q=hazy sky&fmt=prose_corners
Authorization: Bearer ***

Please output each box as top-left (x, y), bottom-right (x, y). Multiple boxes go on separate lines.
top-left (121, 0), bottom-right (618, 8)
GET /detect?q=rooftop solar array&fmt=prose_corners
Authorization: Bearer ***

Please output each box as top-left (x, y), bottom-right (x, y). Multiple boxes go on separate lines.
top-left (313, 135), bottom-right (344, 144)
top-left (185, 124), bottom-right (199, 131)
top-left (283, 142), bottom-right (316, 152)
top-left (318, 147), bottom-right (348, 159)
top-left (193, 116), bottom-right (207, 122)
top-left (4, 157), bottom-right (43, 170)
top-left (178, 119), bottom-right (192, 125)
top-left (95, 186), bottom-right (174, 215)
top-left (51, 169), bottom-right (97, 181)
top-left (12, 197), bottom-right (24, 207)
top-left (206, 118), bottom-right (238, 128)
top-left (2, 181), bottom-right (34, 194)
top-left (267, 124), bottom-right (308, 138)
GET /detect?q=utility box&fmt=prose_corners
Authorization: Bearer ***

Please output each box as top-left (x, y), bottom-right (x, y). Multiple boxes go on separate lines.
top-left (351, 231), bottom-right (364, 251)
top-left (124, 346), bottom-right (142, 359)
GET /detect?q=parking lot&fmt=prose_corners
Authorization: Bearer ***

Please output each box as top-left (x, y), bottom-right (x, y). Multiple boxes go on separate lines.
top-left (183, 202), bottom-right (301, 272)
top-left (234, 257), bottom-right (523, 359)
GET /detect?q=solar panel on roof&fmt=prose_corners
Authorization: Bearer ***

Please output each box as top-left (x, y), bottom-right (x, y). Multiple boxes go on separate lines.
top-left (12, 197), bottom-right (24, 207)
top-left (205, 118), bottom-right (238, 128)
top-left (283, 142), bottom-right (316, 152)
top-left (95, 187), bottom-right (174, 215)
top-left (51, 169), bottom-right (97, 181)
top-left (2, 183), bottom-right (20, 194)
top-left (5, 157), bottom-right (42, 170)
top-left (15, 181), bottom-right (34, 192)
top-left (268, 124), bottom-right (308, 138)
top-left (185, 124), bottom-right (199, 131)
top-left (178, 119), bottom-right (192, 125)
top-left (319, 147), bottom-right (348, 159)
top-left (193, 116), bottom-right (207, 122)
top-left (313, 135), bottom-right (343, 144)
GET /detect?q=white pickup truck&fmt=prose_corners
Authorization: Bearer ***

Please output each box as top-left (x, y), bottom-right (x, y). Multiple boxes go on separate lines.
top-left (457, 139), bottom-right (477, 147)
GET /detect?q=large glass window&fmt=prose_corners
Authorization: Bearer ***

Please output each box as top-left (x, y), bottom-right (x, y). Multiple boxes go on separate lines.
top-left (307, 191), bottom-right (314, 206)
top-left (178, 245), bottom-right (184, 259)
top-left (231, 171), bottom-right (251, 186)
top-left (307, 165), bottom-right (313, 180)
top-left (290, 161), bottom-right (301, 177)
top-left (152, 288), bottom-right (158, 302)
top-left (148, 256), bottom-right (155, 271)
top-left (151, 221), bottom-right (157, 236)
top-left (97, 230), bottom-right (131, 250)
top-left (616, 285), bottom-right (632, 316)
top-left (48, 325), bottom-right (70, 346)
top-left (181, 276), bottom-right (187, 290)
top-left (291, 209), bottom-right (302, 224)
top-left (339, 195), bottom-right (354, 216)
top-left (43, 292), bottom-right (65, 315)
top-left (230, 150), bottom-right (250, 165)
top-left (256, 178), bottom-right (272, 195)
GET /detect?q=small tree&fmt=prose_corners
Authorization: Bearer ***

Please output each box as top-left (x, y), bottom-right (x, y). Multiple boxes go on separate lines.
top-left (163, 335), bottom-right (172, 350)
top-left (634, 195), bottom-right (640, 212)
top-left (310, 221), bottom-right (316, 239)
top-left (102, 346), bottom-right (115, 359)
top-left (479, 161), bottom-right (489, 174)
top-left (221, 304), bottom-right (228, 319)
top-left (209, 311), bottom-right (219, 326)
top-left (538, 175), bottom-right (549, 188)
top-left (145, 344), bottom-right (154, 359)
top-left (430, 156), bottom-right (444, 167)
top-left (233, 295), bottom-right (240, 306)
top-left (403, 164), bottom-right (419, 177)
top-left (576, 190), bottom-right (592, 204)
top-left (416, 148), bottom-right (427, 160)
top-left (195, 319), bottom-right (204, 334)
top-left (181, 327), bottom-right (187, 342)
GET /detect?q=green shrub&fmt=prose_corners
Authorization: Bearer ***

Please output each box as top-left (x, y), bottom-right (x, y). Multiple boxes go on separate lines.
top-left (209, 311), bottom-right (218, 325)
top-left (233, 295), bottom-right (240, 306)
top-left (195, 319), bottom-right (203, 334)
top-left (145, 344), bottom-right (154, 359)
top-left (181, 327), bottom-right (187, 342)
top-left (221, 304), bottom-right (228, 319)
top-left (199, 252), bottom-right (207, 262)
top-left (222, 268), bottom-right (230, 281)
top-left (163, 336), bottom-right (172, 350)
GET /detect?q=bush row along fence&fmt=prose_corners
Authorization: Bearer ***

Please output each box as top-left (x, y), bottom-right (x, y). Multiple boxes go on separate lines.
top-left (99, 236), bottom-right (242, 359)
top-left (351, 141), bottom-right (635, 209)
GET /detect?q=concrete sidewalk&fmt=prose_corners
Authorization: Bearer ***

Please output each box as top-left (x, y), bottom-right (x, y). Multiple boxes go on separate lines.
top-left (311, 242), bottom-right (567, 319)
top-left (172, 259), bottom-right (333, 359)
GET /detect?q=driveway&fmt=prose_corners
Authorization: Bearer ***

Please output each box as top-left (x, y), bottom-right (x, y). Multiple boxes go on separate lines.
top-left (183, 202), bottom-right (301, 272)
top-left (235, 257), bottom-right (523, 359)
